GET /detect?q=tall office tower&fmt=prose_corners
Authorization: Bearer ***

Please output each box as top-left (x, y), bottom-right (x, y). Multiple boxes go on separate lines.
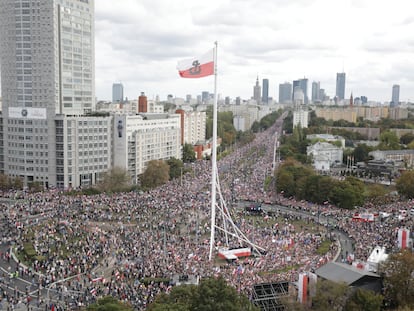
top-left (293, 87), bottom-right (304, 106)
top-left (279, 82), bottom-right (292, 104)
top-left (336, 72), bottom-right (346, 101)
top-left (201, 91), bottom-right (209, 103)
top-left (0, 0), bottom-right (95, 187)
top-left (235, 97), bottom-right (241, 105)
top-left (186, 94), bottom-right (192, 103)
top-left (262, 79), bottom-right (269, 104)
top-left (311, 81), bottom-right (320, 102)
top-left (391, 84), bottom-right (400, 107)
top-left (112, 83), bottom-right (124, 103)
top-left (253, 77), bottom-right (261, 104)
top-left (293, 78), bottom-right (309, 104)
top-left (361, 96), bottom-right (368, 104)
top-left (319, 89), bottom-right (326, 101)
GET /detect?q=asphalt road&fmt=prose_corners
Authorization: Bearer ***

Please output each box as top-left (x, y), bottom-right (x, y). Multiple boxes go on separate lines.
top-left (237, 201), bottom-right (355, 262)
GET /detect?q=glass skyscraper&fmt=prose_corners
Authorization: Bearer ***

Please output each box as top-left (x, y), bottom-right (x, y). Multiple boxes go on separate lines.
top-left (311, 81), bottom-right (320, 102)
top-left (253, 77), bottom-right (261, 104)
top-left (262, 79), bottom-right (269, 104)
top-left (279, 82), bottom-right (292, 104)
top-left (293, 78), bottom-right (308, 104)
top-left (391, 84), bottom-right (400, 107)
top-left (112, 83), bottom-right (124, 103)
top-left (336, 72), bottom-right (346, 101)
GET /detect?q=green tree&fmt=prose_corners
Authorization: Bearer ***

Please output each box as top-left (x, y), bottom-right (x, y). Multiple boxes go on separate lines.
top-left (282, 111), bottom-right (293, 134)
top-left (87, 296), bottom-right (133, 311)
top-left (378, 130), bottom-right (400, 150)
top-left (399, 132), bottom-right (414, 145)
top-left (344, 288), bottom-right (383, 311)
top-left (330, 177), bottom-right (364, 209)
top-left (380, 250), bottom-right (414, 309)
top-left (98, 167), bottom-right (132, 193)
top-left (167, 157), bottom-right (184, 180)
top-left (365, 184), bottom-right (388, 204)
top-left (304, 175), bottom-right (334, 204)
top-left (352, 144), bottom-right (373, 162)
top-left (148, 285), bottom-right (194, 311)
top-left (276, 170), bottom-right (295, 197)
top-left (148, 277), bottom-right (258, 311)
top-left (237, 130), bottom-right (255, 145)
top-left (276, 158), bottom-right (316, 198)
top-left (396, 170), bottom-right (414, 199)
top-left (28, 181), bottom-right (43, 192)
top-left (259, 111), bottom-right (282, 130)
top-left (206, 110), bottom-right (237, 147)
top-left (312, 279), bottom-right (349, 311)
top-left (190, 277), bottom-right (257, 311)
top-left (141, 160), bottom-right (170, 189)
top-left (0, 174), bottom-right (8, 190)
top-left (183, 143), bottom-right (196, 163)
top-left (407, 140), bottom-right (414, 149)
top-left (251, 121), bottom-right (261, 133)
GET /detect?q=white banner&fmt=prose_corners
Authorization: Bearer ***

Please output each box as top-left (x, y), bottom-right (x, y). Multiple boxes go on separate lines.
top-left (8, 107), bottom-right (47, 120)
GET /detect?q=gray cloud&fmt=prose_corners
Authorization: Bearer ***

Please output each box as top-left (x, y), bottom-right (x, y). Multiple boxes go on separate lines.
top-left (93, 0), bottom-right (414, 102)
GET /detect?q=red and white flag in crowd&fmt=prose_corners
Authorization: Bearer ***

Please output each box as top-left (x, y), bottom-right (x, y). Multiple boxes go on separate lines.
top-left (398, 228), bottom-right (410, 249)
top-left (177, 49), bottom-right (214, 78)
top-left (298, 273), bottom-right (308, 304)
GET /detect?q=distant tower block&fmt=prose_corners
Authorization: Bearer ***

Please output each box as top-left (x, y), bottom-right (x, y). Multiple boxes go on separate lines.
top-left (138, 92), bottom-right (148, 112)
top-left (350, 92), bottom-right (353, 107)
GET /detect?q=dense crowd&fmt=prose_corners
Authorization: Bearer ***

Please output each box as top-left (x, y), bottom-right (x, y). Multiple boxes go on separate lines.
top-left (0, 117), bottom-right (413, 310)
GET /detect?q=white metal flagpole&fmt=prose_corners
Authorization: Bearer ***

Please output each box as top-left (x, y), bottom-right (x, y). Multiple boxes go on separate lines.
top-left (209, 42), bottom-right (218, 261)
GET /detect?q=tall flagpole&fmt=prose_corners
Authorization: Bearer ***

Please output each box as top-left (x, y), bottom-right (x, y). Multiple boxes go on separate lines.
top-left (209, 42), bottom-right (218, 261)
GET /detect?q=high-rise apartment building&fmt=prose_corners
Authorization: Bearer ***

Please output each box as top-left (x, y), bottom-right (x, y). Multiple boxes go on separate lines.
top-left (336, 72), bottom-right (346, 101)
top-left (262, 79), bottom-right (269, 104)
top-left (0, 0), bottom-right (111, 189)
top-left (112, 83), bottom-right (124, 103)
top-left (176, 109), bottom-right (206, 145)
top-left (113, 114), bottom-right (181, 184)
top-left (253, 77), bottom-right (261, 104)
top-left (391, 84), bottom-right (400, 107)
top-left (279, 82), bottom-right (292, 104)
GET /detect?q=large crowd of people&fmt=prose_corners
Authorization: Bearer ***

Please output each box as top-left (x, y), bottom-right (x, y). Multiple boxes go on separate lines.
top-left (0, 117), bottom-right (413, 310)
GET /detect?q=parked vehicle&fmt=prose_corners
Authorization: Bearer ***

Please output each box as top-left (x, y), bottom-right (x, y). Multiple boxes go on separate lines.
top-left (245, 203), bottom-right (263, 215)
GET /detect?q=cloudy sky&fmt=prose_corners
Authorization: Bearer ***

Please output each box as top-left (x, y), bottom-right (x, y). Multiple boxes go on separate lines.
top-left (95, 0), bottom-right (414, 103)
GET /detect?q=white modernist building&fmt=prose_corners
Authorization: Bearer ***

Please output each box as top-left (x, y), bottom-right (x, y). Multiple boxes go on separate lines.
top-left (307, 142), bottom-right (343, 172)
top-left (0, 0), bottom-right (96, 188)
top-left (55, 115), bottom-right (113, 189)
top-left (113, 114), bottom-right (182, 184)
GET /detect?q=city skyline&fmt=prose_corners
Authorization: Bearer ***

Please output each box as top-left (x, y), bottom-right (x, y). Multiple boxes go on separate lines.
top-left (93, 0), bottom-right (414, 103)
